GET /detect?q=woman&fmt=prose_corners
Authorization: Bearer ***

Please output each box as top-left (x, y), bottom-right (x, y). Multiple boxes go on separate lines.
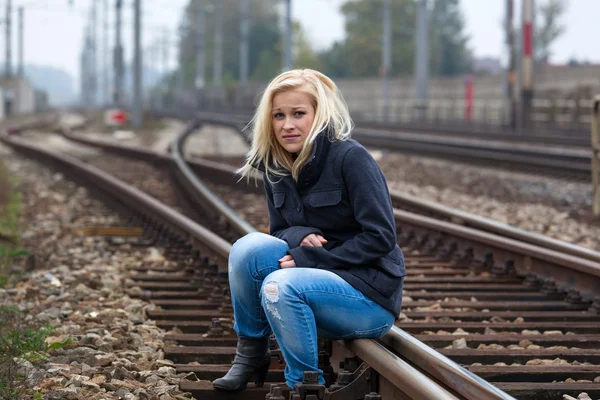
top-left (212, 69), bottom-right (406, 392)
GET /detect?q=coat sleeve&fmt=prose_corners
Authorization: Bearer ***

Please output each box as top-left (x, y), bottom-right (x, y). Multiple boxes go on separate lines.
top-left (264, 176), bottom-right (323, 249)
top-left (287, 145), bottom-right (397, 268)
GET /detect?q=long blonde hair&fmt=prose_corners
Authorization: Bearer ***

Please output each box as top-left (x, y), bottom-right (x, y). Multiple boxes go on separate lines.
top-left (237, 69), bottom-right (354, 182)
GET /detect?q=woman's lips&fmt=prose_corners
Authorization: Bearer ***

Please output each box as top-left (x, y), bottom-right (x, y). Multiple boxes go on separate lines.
top-left (282, 134), bottom-right (301, 140)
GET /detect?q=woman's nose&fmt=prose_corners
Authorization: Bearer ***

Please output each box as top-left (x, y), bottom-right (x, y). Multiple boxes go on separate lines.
top-left (283, 119), bottom-right (294, 130)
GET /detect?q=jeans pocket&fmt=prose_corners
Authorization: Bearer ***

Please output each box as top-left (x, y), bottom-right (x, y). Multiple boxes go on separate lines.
top-left (338, 323), bottom-right (391, 340)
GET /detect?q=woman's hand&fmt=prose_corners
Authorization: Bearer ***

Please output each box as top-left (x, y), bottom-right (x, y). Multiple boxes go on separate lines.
top-left (279, 255), bottom-right (296, 269)
top-left (301, 233), bottom-right (327, 247)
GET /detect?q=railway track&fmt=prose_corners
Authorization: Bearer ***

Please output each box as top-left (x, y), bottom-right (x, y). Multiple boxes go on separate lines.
top-left (4, 116), bottom-right (600, 399)
top-left (188, 111), bottom-right (592, 181)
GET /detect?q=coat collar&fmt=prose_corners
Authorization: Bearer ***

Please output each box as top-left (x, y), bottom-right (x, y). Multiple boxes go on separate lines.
top-left (254, 126), bottom-right (335, 184)
top-left (297, 129), bottom-right (332, 188)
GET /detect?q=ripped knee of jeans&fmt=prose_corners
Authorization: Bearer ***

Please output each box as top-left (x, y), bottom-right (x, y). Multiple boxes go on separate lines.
top-left (263, 281), bottom-right (281, 320)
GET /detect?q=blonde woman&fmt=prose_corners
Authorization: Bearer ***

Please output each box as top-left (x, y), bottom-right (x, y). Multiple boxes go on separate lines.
top-left (212, 69), bottom-right (406, 392)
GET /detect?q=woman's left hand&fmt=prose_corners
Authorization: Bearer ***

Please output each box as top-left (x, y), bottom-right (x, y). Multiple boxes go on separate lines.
top-left (279, 255), bottom-right (296, 269)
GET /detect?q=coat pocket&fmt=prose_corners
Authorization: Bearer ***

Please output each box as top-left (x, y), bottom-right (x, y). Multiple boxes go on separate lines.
top-left (348, 267), bottom-right (401, 298)
top-left (308, 189), bottom-right (342, 207)
top-left (273, 192), bottom-right (285, 208)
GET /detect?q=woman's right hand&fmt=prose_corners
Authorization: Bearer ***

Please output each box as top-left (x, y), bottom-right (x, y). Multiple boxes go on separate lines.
top-left (301, 233), bottom-right (327, 247)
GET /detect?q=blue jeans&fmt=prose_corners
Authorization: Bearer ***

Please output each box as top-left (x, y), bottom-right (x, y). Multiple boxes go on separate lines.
top-left (228, 232), bottom-right (395, 389)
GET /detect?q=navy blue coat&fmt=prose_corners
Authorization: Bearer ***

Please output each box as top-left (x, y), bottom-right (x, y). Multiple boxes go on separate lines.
top-left (262, 132), bottom-right (406, 317)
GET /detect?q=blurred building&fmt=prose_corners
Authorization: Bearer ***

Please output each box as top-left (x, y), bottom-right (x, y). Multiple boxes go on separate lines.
top-left (0, 76), bottom-right (37, 117)
top-left (35, 90), bottom-right (49, 111)
top-left (473, 57), bottom-right (503, 76)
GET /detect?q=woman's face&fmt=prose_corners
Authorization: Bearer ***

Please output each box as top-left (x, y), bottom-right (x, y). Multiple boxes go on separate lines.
top-left (271, 89), bottom-right (315, 155)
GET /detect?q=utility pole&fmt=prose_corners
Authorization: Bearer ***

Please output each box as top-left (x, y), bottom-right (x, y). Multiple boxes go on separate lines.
top-left (283, 0), bottom-right (292, 71)
top-left (414, 0), bottom-right (429, 120)
top-left (132, 0), bottom-right (143, 128)
top-left (18, 6), bottom-right (23, 77)
top-left (163, 28), bottom-right (169, 78)
top-left (114, 0), bottom-right (124, 106)
top-left (505, 0), bottom-right (516, 129)
top-left (90, 1), bottom-right (98, 106)
top-left (239, 0), bottom-right (250, 86)
top-left (150, 41), bottom-right (159, 109)
top-left (213, 1), bottom-right (223, 88)
top-left (6, 0), bottom-right (12, 78)
top-left (177, 26), bottom-right (185, 92)
top-left (381, 0), bottom-right (391, 122)
top-left (195, 0), bottom-right (206, 106)
top-left (520, 0), bottom-right (535, 130)
top-left (103, 0), bottom-right (109, 105)
top-left (80, 47), bottom-right (88, 105)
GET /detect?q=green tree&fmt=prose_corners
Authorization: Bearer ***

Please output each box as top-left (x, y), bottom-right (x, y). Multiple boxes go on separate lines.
top-left (535, 0), bottom-right (567, 62)
top-left (321, 0), bottom-right (471, 78)
top-left (429, 0), bottom-right (472, 76)
top-left (513, 0), bottom-right (568, 64)
top-left (293, 22), bottom-right (323, 71)
top-left (177, 0), bottom-right (282, 87)
top-left (336, 0), bottom-right (417, 77)
top-left (318, 42), bottom-right (350, 78)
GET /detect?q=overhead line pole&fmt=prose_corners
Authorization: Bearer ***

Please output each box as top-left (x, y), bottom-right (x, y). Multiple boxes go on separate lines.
top-left (213, 1), bottom-right (223, 89)
top-left (505, 0), bottom-right (516, 129)
top-left (163, 28), bottom-right (169, 78)
top-left (381, 0), bottom-right (391, 122)
top-left (195, 0), bottom-right (206, 107)
top-left (114, 0), bottom-right (124, 106)
top-left (283, 0), bottom-right (292, 71)
top-left (240, 0), bottom-right (249, 86)
top-left (103, 0), bottom-right (109, 105)
top-left (414, 0), bottom-right (429, 120)
top-left (132, 0), bottom-right (143, 128)
top-left (18, 6), bottom-right (23, 78)
top-left (520, 0), bottom-right (535, 130)
top-left (6, 0), bottom-right (12, 78)
top-left (90, 1), bottom-right (98, 105)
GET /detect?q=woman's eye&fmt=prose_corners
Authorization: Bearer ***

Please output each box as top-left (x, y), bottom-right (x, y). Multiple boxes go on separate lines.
top-left (274, 113), bottom-right (284, 119)
top-left (294, 111), bottom-right (305, 117)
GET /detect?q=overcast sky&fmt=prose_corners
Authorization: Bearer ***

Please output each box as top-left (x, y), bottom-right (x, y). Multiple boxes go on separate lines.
top-left (12, 0), bottom-right (600, 87)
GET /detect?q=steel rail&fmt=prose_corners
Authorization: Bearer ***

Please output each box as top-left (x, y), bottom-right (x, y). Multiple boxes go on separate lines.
top-left (390, 190), bottom-right (600, 263)
top-left (394, 208), bottom-right (600, 300)
top-left (170, 119), bottom-right (257, 236)
top-left (343, 338), bottom-right (460, 400)
top-left (54, 120), bottom-right (600, 290)
top-left (193, 112), bottom-right (591, 179)
top-left (191, 110), bottom-right (590, 147)
top-left (186, 115), bottom-right (600, 263)
top-left (0, 134), bottom-right (232, 267)
top-left (378, 327), bottom-right (515, 400)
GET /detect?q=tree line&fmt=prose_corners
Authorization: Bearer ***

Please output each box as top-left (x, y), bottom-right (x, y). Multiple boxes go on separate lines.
top-left (175, 0), bottom-right (566, 88)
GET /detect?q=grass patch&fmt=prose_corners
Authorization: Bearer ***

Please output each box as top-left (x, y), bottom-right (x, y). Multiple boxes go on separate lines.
top-left (0, 305), bottom-right (72, 399)
top-left (0, 161), bottom-right (28, 288)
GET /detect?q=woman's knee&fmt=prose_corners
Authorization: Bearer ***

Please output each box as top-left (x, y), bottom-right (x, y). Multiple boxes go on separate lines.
top-left (229, 233), bottom-right (287, 277)
top-left (260, 269), bottom-right (301, 308)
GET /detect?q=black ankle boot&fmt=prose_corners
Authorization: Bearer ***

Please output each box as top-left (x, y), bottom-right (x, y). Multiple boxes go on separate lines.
top-left (212, 336), bottom-right (271, 391)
